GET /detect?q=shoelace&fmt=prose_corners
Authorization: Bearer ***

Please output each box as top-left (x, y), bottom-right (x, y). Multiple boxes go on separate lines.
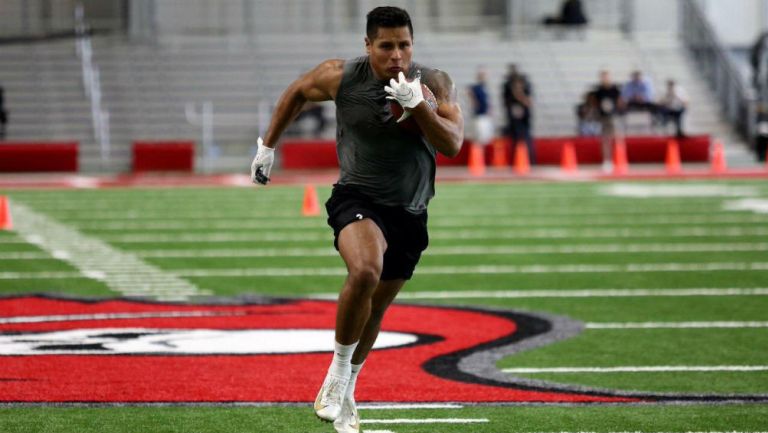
top-left (321, 376), bottom-right (347, 406)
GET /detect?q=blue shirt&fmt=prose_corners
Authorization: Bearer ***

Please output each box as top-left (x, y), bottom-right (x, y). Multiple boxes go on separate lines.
top-left (621, 78), bottom-right (654, 102)
top-left (469, 83), bottom-right (489, 115)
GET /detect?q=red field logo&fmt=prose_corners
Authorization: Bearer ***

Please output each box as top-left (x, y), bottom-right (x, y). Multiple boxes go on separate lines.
top-left (0, 295), bottom-right (637, 403)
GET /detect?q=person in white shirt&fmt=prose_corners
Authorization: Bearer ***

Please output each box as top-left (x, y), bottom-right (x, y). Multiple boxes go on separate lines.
top-left (658, 79), bottom-right (688, 138)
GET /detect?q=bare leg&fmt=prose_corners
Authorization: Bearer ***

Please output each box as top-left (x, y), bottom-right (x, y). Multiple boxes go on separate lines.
top-left (335, 219), bottom-right (387, 344)
top-left (351, 279), bottom-right (406, 364)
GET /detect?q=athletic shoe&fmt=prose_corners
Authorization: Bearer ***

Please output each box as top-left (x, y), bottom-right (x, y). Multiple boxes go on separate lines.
top-left (314, 373), bottom-right (349, 421)
top-left (333, 396), bottom-right (360, 433)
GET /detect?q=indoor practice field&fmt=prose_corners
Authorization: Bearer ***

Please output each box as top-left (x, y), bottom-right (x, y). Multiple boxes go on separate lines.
top-left (0, 178), bottom-right (767, 433)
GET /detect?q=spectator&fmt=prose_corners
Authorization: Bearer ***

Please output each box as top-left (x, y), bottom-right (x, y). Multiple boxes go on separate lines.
top-left (657, 79), bottom-right (688, 138)
top-left (755, 103), bottom-right (768, 162)
top-left (543, 0), bottom-right (588, 26)
top-left (467, 67), bottom-right (494, 147)
top-left (576, 90), bottom-right (601, 136)
top-left (502, 64), bottom-right (535, 162)
top-left (502, 63), bottom-right (532, 98)
top-left (750, 31), bottom-right (768, 92)
top-left (621, 70), bottom-right (656, 113)
top-left (0, 84), bottom-right (7, 140)
top-left (593, 70), bottom-right (623, 171)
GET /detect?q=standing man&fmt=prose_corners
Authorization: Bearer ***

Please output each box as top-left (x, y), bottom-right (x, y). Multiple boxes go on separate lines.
top-left (502, 65), bottom-right (535, 163)
top-left (467, 67), bottom-right (494, 147)
top-left (250, 6), bottom-right (463, 433)
top-left (593, 70), bottom-right (623, 171)
top-left (0, 84), bottom-right (7, 140)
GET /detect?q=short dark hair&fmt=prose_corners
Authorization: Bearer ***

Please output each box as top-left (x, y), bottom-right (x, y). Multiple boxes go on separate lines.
top-left (366, 6), bottom-right (413, 41)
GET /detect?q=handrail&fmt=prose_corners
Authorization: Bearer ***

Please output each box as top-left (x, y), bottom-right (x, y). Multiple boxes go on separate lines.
top-left (75, 4), bottom-right (111, 167)
top-left (680, 0), bottom-right (757, 142)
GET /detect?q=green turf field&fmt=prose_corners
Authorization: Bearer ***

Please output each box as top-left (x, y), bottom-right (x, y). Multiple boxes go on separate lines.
top-left (1, 179), bottom-right (767, 432)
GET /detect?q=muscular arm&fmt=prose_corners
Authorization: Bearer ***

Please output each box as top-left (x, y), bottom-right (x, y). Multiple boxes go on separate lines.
top-left (262, 59), bottom-right (344, 149)
top-left (410, 70), bottom-right (464, 158)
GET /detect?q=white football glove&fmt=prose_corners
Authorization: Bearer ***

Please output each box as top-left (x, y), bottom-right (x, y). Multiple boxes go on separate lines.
top-left (250, 137), bottom-right (274, 185)
top-left (384, 71), bottom-right (424, 122)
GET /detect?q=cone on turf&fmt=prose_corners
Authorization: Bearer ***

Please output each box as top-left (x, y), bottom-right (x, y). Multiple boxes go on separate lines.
top-left (560, 141), bottom-right (578, 173)
top-left (612, 138), bottom-right (629, 175)
top-left (665, 139), bottom-right (682, 174)
top-left (468, 143), bottom-right (486, 176)
top-left (491, 138), bottom-right (509, 167)
top-left (513, 141), bottom-right (530, 175)
top-left (301, 184), bottom-right (320, 217)
top-left (0, 196), bottom-right (12, 231)
top-left (710, 140), bottom-right (727, 174)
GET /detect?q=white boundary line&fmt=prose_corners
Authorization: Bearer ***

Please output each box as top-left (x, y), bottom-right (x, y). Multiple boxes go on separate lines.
top-left (586, 321), bottom-right (768, 329)
top-left (5, 262), bottom-right (768, 280)
top-left (69, 214), bottom-right (768, 230)
top-left (502, 366), bottom-right (768, 373)
top-left (374, 288), bottom-right (768, 300)
top-left (88, 227), bottom-right (768, 243)
top-left (358, 404), bottom-right (464, 410)
top-left (4, 243), bottom-right (768, 261)
top-left (362, 418), bottom-right (489, 424)
top-left (129, 243), bottom-right (767, 258)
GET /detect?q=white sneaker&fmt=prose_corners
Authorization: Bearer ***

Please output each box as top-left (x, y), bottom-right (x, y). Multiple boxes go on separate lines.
top-left (333, 397), bottom-right (360, 433)
top-left (314, 373), bottom-right (349, 422)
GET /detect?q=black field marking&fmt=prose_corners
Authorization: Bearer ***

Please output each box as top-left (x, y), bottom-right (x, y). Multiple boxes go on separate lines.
top-left (2, 294), bottom-right (767, 404)
top-left (419, 304), bottom-right (768, 403)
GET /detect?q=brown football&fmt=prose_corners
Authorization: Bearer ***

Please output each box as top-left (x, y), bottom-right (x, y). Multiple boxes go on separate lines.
top-left (390, 83), bottom-right (438, 135)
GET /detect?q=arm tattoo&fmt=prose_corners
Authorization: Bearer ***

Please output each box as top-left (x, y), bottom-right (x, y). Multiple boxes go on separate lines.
top-left (422, 69), bottom-right (456, 105)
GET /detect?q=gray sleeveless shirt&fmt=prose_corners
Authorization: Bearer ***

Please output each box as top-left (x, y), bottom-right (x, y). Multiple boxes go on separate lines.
top-left (334, 56), bottom-right (437, 214)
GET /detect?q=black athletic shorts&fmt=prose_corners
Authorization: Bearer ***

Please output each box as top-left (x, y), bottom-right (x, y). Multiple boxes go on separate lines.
top-left (325, 184), bottom-right (429, 281)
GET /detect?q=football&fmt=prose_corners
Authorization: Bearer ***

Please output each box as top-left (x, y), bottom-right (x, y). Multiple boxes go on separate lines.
top-left (390, 83), bottom-right (438, 134)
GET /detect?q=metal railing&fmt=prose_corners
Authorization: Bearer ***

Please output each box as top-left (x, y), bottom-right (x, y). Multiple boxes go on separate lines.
top-left (680, 0), bottom-right (757, 141)
top-left (75, 4), bottom-right (111, 167)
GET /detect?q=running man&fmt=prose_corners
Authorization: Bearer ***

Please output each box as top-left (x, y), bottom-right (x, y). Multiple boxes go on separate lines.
top-left (250, 6), bottom-right (463, 433)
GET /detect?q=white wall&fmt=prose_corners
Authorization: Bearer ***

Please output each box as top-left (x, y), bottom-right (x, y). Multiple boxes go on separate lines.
top-left (632, 0), bottom-right (679, 34)
top-left (697, 0), bottom-right (766, 46)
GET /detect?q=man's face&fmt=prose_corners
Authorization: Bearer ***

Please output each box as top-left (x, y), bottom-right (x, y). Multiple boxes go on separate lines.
top-left (366, 26), bottom-right (413, 80)
top-left (599, 71), bottom-right (611, 85)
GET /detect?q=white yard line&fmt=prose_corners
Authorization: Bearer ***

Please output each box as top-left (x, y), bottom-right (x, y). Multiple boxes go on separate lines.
top-left (7, 201), bottom-right (208, 301)
top-left (502, 366), bottom-right (768, 373)
top-left (93, 227), bottom-right (768, 243)
top-left (362, 418), bottom-right (489, 424)
top-left (6, 243), bottom-right (768, 261)
top-left (69, 214), bottom-right (768, 230)
top-left (586, 321), bottom-right (768, 329)
top-left (173, 262), bottom-right (768, 277)
top-left (124, 243), bottom-right (768, 259)
top-left (43, 207), bottom-right (741, 220)
top-left (363, 288), bottom-right (768, 300)
top-left (358, 404), bottom-right (464, 410)
top-left (6, 262), bottom-right (768, 280)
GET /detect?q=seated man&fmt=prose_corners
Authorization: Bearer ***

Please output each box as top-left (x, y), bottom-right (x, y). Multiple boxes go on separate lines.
top-left (621, 70), bottom-right (656, 114)
top-left (657, 79), bottom-right (688, 138)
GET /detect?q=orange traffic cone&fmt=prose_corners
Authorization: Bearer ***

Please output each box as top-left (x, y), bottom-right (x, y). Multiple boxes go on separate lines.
top-left (710, 141), bottom-right (727, 174)
top-left (491, 138), bottom-right (509, 167)
top-left (665, 139), bottom-right (682, 174)
top-left (468, 143), bottom-right (486, 176)
top-left (561, 141), bottom-right (578, 173)
top-left (0, 196), bottom-right (12, 230)
top-left (612, 138), bottom-right (629, 175)
top-left (301, 184), bottom-right (321, 217)
top-left (513, 142), bottom-right (530, 175)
